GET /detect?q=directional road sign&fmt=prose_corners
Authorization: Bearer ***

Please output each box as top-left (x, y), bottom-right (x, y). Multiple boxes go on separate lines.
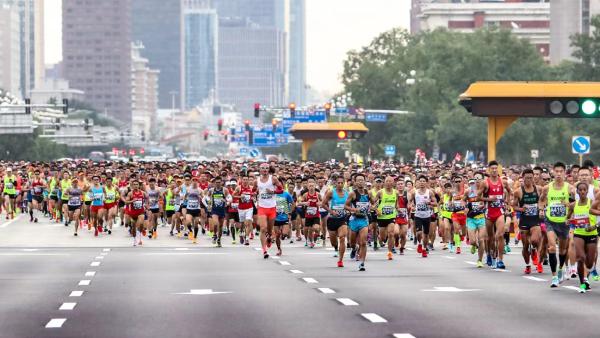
top-left (249, 148), bottom-right (261, 158)
top-left (572, 136), bottom-right (591, 155)
top-left (384, 145), bottom-right (396, 157)
top-left (252, 130), bottom-right (288, 147)
top-left (531, 149), bottom-right (539, 159)
top-left (366, 112), bottom-right (388, 123)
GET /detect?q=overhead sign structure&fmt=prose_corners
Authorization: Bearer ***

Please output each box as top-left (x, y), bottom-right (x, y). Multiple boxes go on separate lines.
top-left (282, 110), bottom-right (326, 133)
top-left (366, 112), bottom-right (388, 123)
top-left (572, 136), bottom-right (591, 155)
top-left (384, 145), bottom-right (396, 157)
top-left (289, 122), bottom-right (368, 161)
top-left (459, 81), bottom-right (600, 161)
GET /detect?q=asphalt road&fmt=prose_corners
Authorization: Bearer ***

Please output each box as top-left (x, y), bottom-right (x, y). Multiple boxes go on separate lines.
top-left (1, 214), bottom-right (600, 338)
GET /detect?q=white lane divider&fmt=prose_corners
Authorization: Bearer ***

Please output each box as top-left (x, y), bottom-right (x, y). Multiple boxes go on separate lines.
top-left (443, 256), bottom-right (456, 260)
top-left (302, 277), bottom-right (318, 284)
top-left (69, 291), bottom-right (84, 297)
top-left (523, 276), bottom-right (547, 282)
top-left (174, 248), bottom-right (190, 251)
top-left (271, 256), bottom-right (280, 260)
top-left (0, 214), bottom-right (23, 228)
top-left (562, 286), bottom-right (581, 292)
top-left (361, 313), bottom-right (387, 323)
top-left (102, 248), bottom-right (111, 252)
top-left (45, 318), bottom-right (66, 328)
top-left (78, 280), bottom-right (91, 286)
top-left (100, 252), bottom-right (108, 256)
top-left (84, 271), bottom-right (96, 277)
top-left (336, 298), bottom-right (359, 306)
top-left (465, 261), bottom-right (477, 265)
top-left (59, 303), bottom-right (77, 311)
top-left (95, 256), bottom-right (104, 260)
top-left (406, 248), bottom-right (415, 251)
top-left (492, 268), bottom-right (511, 273)
top-left (289, 270), bottom-right (304, 274)
top-left (393, 334), bottom-right (417, 338)
top-left (318, 288), bottom-right (335, 294)
top-left (279, 261), bottom-right (291, 266)
top-left (90, 261), bottom-right (101, 267)
top-left (422, 287), bottom-right (480, 292)
top-left (254, 247), bottom-right (262, 251)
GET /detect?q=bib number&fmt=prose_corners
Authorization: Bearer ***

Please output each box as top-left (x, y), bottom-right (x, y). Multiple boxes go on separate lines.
top-left (132, 200), bottom-right (143, 209)
top-left (523, 204), bottom-right (537, 217)
top-left (549, 204), bottom-right (566, 218)
top-left (306, 207), bottom-right (318, 216)
top-left (381, 206), bottom-right (394, 215)
top-left (68, 196), bottom-right (80, 206)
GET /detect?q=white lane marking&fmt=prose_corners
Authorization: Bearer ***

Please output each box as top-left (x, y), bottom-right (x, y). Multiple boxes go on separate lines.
top-left (85, 271), bottom-right (96, 277)
top-left (289, 269), bottom-right (304, 274)
top-left (336, 298), bottom-right (359, 306)
top-left (100, 252), bottom-right (108, 256)
top-left (174, 289), bottom-right (232, 295)
top-left (279, 261), bottom-right (292, 266)
top-left (95, 256), bottom-right (104, 260)
top-left (422, 287), bottom-right (480, 292)
top-left (45, 318), bottom-right (66, 328)
top-left (141, 253), bottom-right (227, 256)
top-left (22, 248), bottom-right (39, 251)
top-left (406, 247), bottom-right (415, 251)
top-left (523, 276), bottom-right (547, 282)
top-left (361, 313), bottom-right (387, 323)
top-left (69, 291), bottom-right (84, 297)
top-left (59, 302), bottom-right (77, 310)
top-left (0, 253), bottom-right (69, 256)
top-left (271, 256), bottom-right (280, 260)
top-left (562, 286), bottom-right (581, 292)
top-left (318, 288), bottom-right (336, 294)
top-left (0, 215), bottom-right (23, 228)
top-left (254, 247), bottom-right (262, 251)
top-left (78, 280), bottom-right (91, 286)
top-left (102, 248), bottom-right (111, 252)
top-left (325, 248), bottom-right (335, 251)
top-left (90, 262), bottom-right (101, 267)
top-left (443, 256), bottom-right (456, 260)
top-left (393, 334), bottom-right (417, 338)
top-left (465, 261), bottom-right (477, 265)
top-left (302, 277), bottom-right (318, 284)
top-left (492, 268), bottom-right (511, 273)
top-left (174, 248), bottom-right (190, 251)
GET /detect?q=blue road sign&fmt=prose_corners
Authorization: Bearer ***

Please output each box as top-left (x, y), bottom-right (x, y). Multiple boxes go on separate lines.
top-left (249, 148), bottom-right (261, 158)
top-left (572, 136), bottom-right (591, 154)
top-left (239, 147), bottom-right (248, 155)
top-left (335, 107), bottom-right (348, 114)
top-left (366, 113), bottom-right (388, 122)
top-left (282, 110), bottom-right (327, 133)
top-left (384, 145), bottom-right (396, 157)
top-left (252, 130), bottom-right (288, 147)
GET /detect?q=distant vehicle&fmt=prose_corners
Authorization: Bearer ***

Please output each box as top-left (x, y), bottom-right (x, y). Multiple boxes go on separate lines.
top-left (89, 151), bottom-right (105, 162)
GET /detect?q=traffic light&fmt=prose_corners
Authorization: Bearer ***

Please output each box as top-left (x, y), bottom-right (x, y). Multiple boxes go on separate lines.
top-left (254, 103), bottom-right (260, 118)
top-left (289, 103), bottom-right (296, 118)
top-left (203, 130), bottom-right (209, 141)
top-left (324, 102), bottom-right (332, 119)
top-left (547, 98), bottom-right (600, 117)
top-left (141, 130), bottom-right (145, 141)
top-left (217, 119), bottom-right (223, 131)
top-left (244, 119), bottom-right (251, 132)
top-left (248, 129), bottom-right (254, 145)
top-left (337, 130), bottom-right (347, 139)
top-left (272, 119), bottom-right (277, 132)
top-left (25, 98), bottom-right (31, 114)
top-left (62, 99), bottom-right (69, 115)
top-left (83, 118), bottom-right (90, 131)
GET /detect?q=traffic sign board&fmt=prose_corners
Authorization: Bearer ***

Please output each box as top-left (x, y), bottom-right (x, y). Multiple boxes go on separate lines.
top-left (249, 148), bottom-right (261, 158)
top-left (384, 145), bottom-right (396, 157)
top-left (366, 113), bottom-right (387, 122)
top-left (531, 149), bottom-right (539, 159)
top-left (252, 130), bottom-right (288, 147)
top-left (572, 136), bottom-right (591, 154)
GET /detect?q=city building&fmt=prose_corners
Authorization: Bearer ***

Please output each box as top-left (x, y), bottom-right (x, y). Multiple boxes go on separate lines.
top-left (288, 0), bottom-right (306, 106)
top-left (62, 0), bottom-right (132, 123)
top-left (213, 0), bottom-right (285, 31)
top-left (550, 0), bottom-right (600, 64)
top-left (131, 42), bottom-right (159, 141)
top-left (132, 0), bottom-right (181, 109)
top-left (183, 3), bottom-right (218, 109)
top-left (0, 4), bottom-right (21, 97)
top-left (30, 78), bottom-right (84, 104)
top-left (415, 0), bottom-right (550, 59)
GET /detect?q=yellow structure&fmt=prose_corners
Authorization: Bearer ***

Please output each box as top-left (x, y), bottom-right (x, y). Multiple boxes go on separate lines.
top-left (459, 81), bottom-right (600, 161)
top-left (289, 122), bottom-right (369, 161)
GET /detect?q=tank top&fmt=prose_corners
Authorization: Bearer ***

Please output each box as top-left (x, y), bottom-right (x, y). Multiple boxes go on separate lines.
top-left (131, 190), bottom-right (144, 211)
top-left (397, 193), bottom-right (408, 221)
top-left (147, 188), bottom-right (160, 209)
top-left (31, 179), bottom-right (44, 196)
top-left (519, 185), bottom-right (539, 219)
top-left (104, 186), bottom-right (117, 204)
top-left (67, 188), bottom-right (82, 206)
top-left (90, 186), bottom-right (104, 206)
top-left (257, 175), bottom-right (276, 208)
top-left (546, 181), bottom-right (569, 223)
top-left (414, 189), bottom-right (432, 219)
top-left (352, 190), bottom-right (370, 219)
top-left (330, 189), bottom-right (348, 219)
top-left (165, 189), bottom-right (175, 211)
top-left (211, 188), bottom-right (226, 211)
top-left (186, 188), bottom-right (201, 210)
top-left (571, 199), bottom-right (598, 236)
top-left (305, 191), bottom-right (320, 218)
top-left (486, 178), bottom-right (504, 210)
top-left (239, 185), bottom-right (254, 210)
top-left (466, 188), bottom-right (485, 218)
top-left (377, 188), bottom-right (397, 220)
top-left (228, 187), bottom-right (239, 212)
top-left (61, 180), bottom-right (71, 200)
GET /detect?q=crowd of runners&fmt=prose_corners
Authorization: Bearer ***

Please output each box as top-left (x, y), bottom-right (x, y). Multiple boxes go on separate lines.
top-left (1, 158), bottom-right (599, 293)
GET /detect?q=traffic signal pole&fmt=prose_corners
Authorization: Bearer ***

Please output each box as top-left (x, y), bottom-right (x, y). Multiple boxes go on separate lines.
top-left (301, 139), bottom-right (315, 161)
top-left (487, 116), bottom-right (516, 162)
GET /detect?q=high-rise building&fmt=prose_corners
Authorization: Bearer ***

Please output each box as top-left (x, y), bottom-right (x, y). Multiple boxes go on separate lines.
top-left (288, 0), bottom-right (306, 106)
top-left (415, 1), bottom-right (550, 59)
top-left (62, 0), bottom-right (132, 123)
top-left (132, 0), bottom-right (182, 109)
top-left (550, 0), bottom-right (600, 64)
top-left (131, 42), bottom-right (159, 140)
top-left (183, 3), bottom-right (218, 109)
top-left (218, 17), bottom-right (286, 115)
top-left (213, 0), bottom-right (285, 30)
top-left (0, 4), bottom-right (21, 97)
top-left (33, 0), bottom-right (43, 88)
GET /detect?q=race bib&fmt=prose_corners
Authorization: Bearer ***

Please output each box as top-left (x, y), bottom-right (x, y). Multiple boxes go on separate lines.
top-left (168, 199), bottom-right (176, 206)
top-left (306, 206), bottom-right (318, 216)
top-left (149, 198), bottom-right (159, 208)
top-left (416, 203), bottom-right (428, 212)
top-left (549, 204), bottom-right (566, 218)
top-left (453, 201), bottom-right (465, 211)
top-left (381, 206), bottom-right (395, 215)
top-left (397, 208), bottom-right (407, 218)
top-left (241, 194), bottom-right (251, 203)
top-left (5, 183), bottom-right (13, 190)
top-left (213, 198), bottom-right (224, 207)
top-left (523, 204), bottom-right (538, 217)
top-left (355, 202), bottom-right (369, 216)
top-left (106, 193), bottom-right (116, 201)
top-left (331, 205), bottom-right (345, 217)
top-left (68, 196), bottom-right (81, 206)
top-left (187, 200), bottom-right (199, 209)
top-left (231, 203), bottom-right (239, 210)
top-left (489, 196), bottom-right (503, 208)
top-left (34, 186), bottom-right (42, 194)
top-left (93, 193), bottom-right (103, 202)
top-left (132, 200), bottom-right (143, 210)
top-left (276, 205), bottom-right (285, 214)
top-left (260, 192), bottom-right (273, 200)
top-left (570, 217), bottom-right (590, 229)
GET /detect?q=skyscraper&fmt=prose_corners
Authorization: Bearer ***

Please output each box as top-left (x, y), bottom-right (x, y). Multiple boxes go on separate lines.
top-left (183, 4), bottom-right (218, 109)
top-left (62, 0), bottom-right (132, 123)
top-left (0, 4), bottom-right (21, 97)
top-left (288, 0), bottom-right (306, 106)
top-left (132, 0), bottom-right (182, 109)
top-left (550, 0), bottom-right (600, 64)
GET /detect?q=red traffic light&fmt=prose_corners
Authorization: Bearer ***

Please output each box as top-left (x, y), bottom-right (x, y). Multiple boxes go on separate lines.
top-left (324, 102), bottom-right (332, 111)
top-left (139, 148), bottom-right (145, 155)
top-left (337, 130), bottom-right (347, 139)
top-left (254, 103), bottom-right (260, 118)
top-left (289, 103), bottom-right (296, 111)
top-left (217, 119), bottom-right (223, 131)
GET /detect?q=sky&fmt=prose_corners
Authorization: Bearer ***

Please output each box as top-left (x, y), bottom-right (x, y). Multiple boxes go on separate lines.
top-left (44, 0), bottom-right (410, 94)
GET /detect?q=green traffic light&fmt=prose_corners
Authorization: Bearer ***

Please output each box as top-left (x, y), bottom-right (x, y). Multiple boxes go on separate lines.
top-left (582, 99), bottom-right (597, 115)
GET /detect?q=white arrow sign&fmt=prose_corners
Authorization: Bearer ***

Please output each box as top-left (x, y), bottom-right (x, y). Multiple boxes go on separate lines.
top-left (422, 286), bottom-right (480, 292)
top-left (174, 289), bottom-right (232, 295)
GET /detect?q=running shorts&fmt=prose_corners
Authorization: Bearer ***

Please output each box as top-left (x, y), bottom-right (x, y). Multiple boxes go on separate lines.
top-left (467, 217), bottom-right (486, 230)
top-left (257, 207), bottom-right (276, 220)
top-left (451, 213), bottom-right (467, 226)
top-left (574, 234), bottom-right (598, 244)
top-left (304, 217), bottom-right (320, 227)
top-left (546, 220), bottom-right (569, 240)
top-left (377, 218), bottom-right (395, 228)
top-left (349, 217), bottom-right (368, 232)
top-left (414, 217), bottom-right (431, 235)
top-left (238, 208), bottom-right (253, 222)
top-left (327, 217), bottom-right (346, 232)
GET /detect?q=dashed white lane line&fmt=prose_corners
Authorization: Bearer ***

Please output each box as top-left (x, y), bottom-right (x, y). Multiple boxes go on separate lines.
top-left (90, 262), bottom-right (101, 267)
top-left (302, 277), bottom-right (318, 284)
top-left (84, 271), bottom-right (96, 277)
top-left (443, 256), bottom-right (456, 260)
top-left (406, 247), bottom-right (415, 251)
top-left (69, 291), bottom-right (84, 297)
top-left (523, 276), bottom-right (547, 282)
top-left (318, 288), bottom-right (336, 294)
top-left (289, 270), bottom-right (304, 274)
top-left (100, 252), bottom-right (108, 256)
top-left (393, 334), bottom-right (417, 338)
top-left (22, 248), bottom-right (39, 251)
top-left (336, 298), bottom-right (359, 306)
top-left (141, 252), bottom-right (227, 256)
top-left (0, 253), bottom-right (69, 256)
top-left (279, 261), bottom-right (292, 266)
top-left (492, 268), bottom-right (511, 273)
top-left (45, 318), bottom-right (66, 328)
top-left (361, 313), bottom-right (387, 323)
top-left (465, 261), bottom-right (477, 265)
top-left (95, 256), bottom-right (104, 260)
top-left (59, 302), bottom-right (77, 311)
top-left (102, 248), bottom-right (111, 252)
top-left (271, 256), bottom-right (280, 260)
top-left (78, 280), bottom-right (91, 286)
top-left (254, 247), bottom-right (262, 251)
top-left (562, 286), bottom-right (581, 292)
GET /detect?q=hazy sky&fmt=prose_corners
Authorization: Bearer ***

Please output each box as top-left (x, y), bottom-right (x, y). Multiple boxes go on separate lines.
top-left (44, 0), bottom-right (410, 93)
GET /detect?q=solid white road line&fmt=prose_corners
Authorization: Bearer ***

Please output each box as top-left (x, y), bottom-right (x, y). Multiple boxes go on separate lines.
top-left (393, 334), bottom-right (417, 338)
top-left (406, 248), bottom-right (415, 251)
top-left (464, 261), bottom-right (477, 265)
top-left (84, 271), bottom-right (96, 277)
top-left (317, 288), bottom-right (335, 294)
top-left (90, 262), bottom-right (101, 267)
top-left (279, 261), bottom-right (291, 266)
top-left (523, 276), bottom-right (547, 282)
top-left (95, 256), bottom-right (104, 260)
top-left (0, 214), bottom-right (23, 228)
top-left (141, 252), bottom-right (227, 256)
top-left (100, 252), bottom-right (108, 256)
top-left (69, 291), bottom-right (84, 297)
top-left (102, 248), bottom-right (111, 252)
top-left (289, 270), bottom-right (303, 274)
top-left (302, 277), bottom-right (318, 284)
top-left (492, 268), bottom-right (511, 273)
top-left (336, 298), bottom-right (359, 306)
top-left (78, 280), bottom-right (91, 286)
top-left (59, 302), bottom-right (76, 310)
top-left (562, 286), bottom-right (581, 292)
top-left (45, 318), bottom-right (66, 328)
top-left (443, 256), bottom-right (456, 260)
top-left (174, 248), bottom-right (190, 251)
top-left (361, 313), bottom-right (387, 323)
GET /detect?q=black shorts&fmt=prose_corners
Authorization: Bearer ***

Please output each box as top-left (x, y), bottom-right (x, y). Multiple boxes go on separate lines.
top-left (5, 193), bottom-right (16, 199)
top-left (574, 234), bottom-right (598, 245)
top-left (519, 216), bottom-right (540, 231)
top-left (377, 218), bottom-right (395, 228)
top-left (304, 217), bottom-right (320, 227)
top-left (546, 220), bottom-right (569, 240)
top-left (166, 210), bottom-right (175, 218)
top-left (149, 208), bottom-right (160, 214)
top-left (227, 212), bottom-right (240, 223)
top-left (187, 209), bottom-right (200, 218)
top-left (68, 205), bottom-right (81, 212)
top-left (275, 220), bottom-right (288, 227)
top-left (32, 195), bottom-right (43, 203)
top-left (253, 205), bottom-right (258, 216)
top-left (430, 213), bottom-right (437, 222)
top-left (369, 212), bottom-right (377, 223)
top-left (415, 217), bottom-right (431, 235)
top-left (327, 217), bottom-right (346, 232)
top-left (119, 201), bottom-right (125, 208)
top-left (84, 201), bottom-right (91, 206)
top-left (50, 195), bottom-right (58, 201)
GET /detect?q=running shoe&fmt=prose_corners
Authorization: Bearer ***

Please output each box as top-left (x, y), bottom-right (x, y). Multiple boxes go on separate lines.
top-left (442, 243), bottom-right (448, 250)
top-left (543, 258), bottom-right (549, 266)
top-left (531, 250), bottom-right (539, 266)
top-left (536, 263), bottom-right (544, 274)
top-left (570, 266), bottom-right (577, 279)
top-left (470, 245), bottom-right (477, 255)
top-left (192, 238), bottom-right (197, 244)
top-left (496, 260), bottom-right (506, 269)
top-left (557, 269), bottom-right (564, 283)
top-left (309, 242), bottom-right (315, 248)
top-left (486, 254), bottom-right (493, 267)
top-left (579, 283), bottom-right (587, 293)
top-left (337, 260), bottom-right (344, 268)
top-left (417, 244), bottom-right (423, 254)
top-left (504, 244), bottom-right (511, 253)
top-left (422, 250), bottom-right (428, 258)
top-left (94, 226), bottom-right (98, 237)
top-left (350, 248), bottom-right (357, 260)
top-left (476, 260), bottom-right (484, 268)
top-left (550, 276), bottom-right (559, 288)
top-left (232, 240), bottom-right (237, 245)
top-left (391, 248), bottom-right (397, 254)
top-left (399, 247), bottom-right (405, 255)
top-left (491, 258), bottom-right (497, 269)
top-left (591, 269), bottom-right (599, 281)
top-left (428, 243), bottom-right (434, 251)
top-left (524, 266), bottom-right (531, 275)
top-left (456, 247), bottom-right (461, 255)
top-left (358, 262), bottom-right (365, 271)
top-left (266, 236), bottom-right (272, 249)
top-left (108, 230), bottom-right (112, 235)
top-left (244, 241), bottom-right (249, 246)
top-left (276, 250), bottom-right (282, 256)
top-left (448, 243), bottom-right (454, 254)
top-left (153, 231), bottom-right (157, 239)
top-left (333, 251), bottom-right (339, 258)
top-left (585, 279), bottom-right (591, 290)
top-left (387, 252), bottom-right (393, 260)
top-left (289, 239), bottom-right (294, 244)
top-left (217, 240), bottom-right (222, 248)
top-left (263, 251), bottom-right (269, 259)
